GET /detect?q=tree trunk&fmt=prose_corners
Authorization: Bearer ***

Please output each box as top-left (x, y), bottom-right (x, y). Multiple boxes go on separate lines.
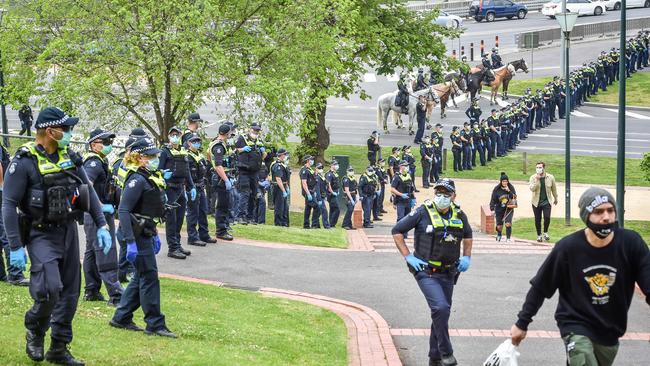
top-left (297, 96), bottom-right (329, 165)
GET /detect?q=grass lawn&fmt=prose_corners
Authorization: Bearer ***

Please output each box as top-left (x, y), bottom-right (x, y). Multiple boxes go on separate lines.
top-left (0, 278), bottom-right (347, 366)
top-left (512, 217), bottom-right (650, 244)
top-left (507, 72), bottom-right (650, 107)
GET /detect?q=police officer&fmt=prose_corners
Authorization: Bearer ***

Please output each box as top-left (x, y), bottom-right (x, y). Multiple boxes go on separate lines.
top-left (18, 104), bottom-right (34, 136)
top-left (209, 124), bottom-right (235, 241)
top-left (160, 126), bottom-right (196, 259)
top-left (391, 178), bottom-right (473, 366)
top-left (255, 163), bottom-right (270, 224)
top-left (431, 123), bottom-right (444, 177)
top-left (375, 158), bottom-right (388, 215)
top-left (313, 163), bottom-right (330, 229)
top-left (450, 126), bottom-right (462, 172)
top-left (358, 166), bottom-right (378, 228)
top-left (491, 47), bottom-right (503, 68)
top-left (110, 138), bottom-right (177, 339)
top-left (460, 122), bottom-right (472, 171)
top-left (420, 136), bottom-right (435, 189)
top-left (415, 96), bottom-right (427, 144)
top-left (235, 123), bottom-right (266, 224)
top-left (402, 145), bottom-right (418, 192)
top-left (341, 167), bottom-right (358, 230)
top-left (181, 112), bottom-right (202, 145)
top-left (390, 161), bottom-right (415, 223)
top-left (299, 155), bottom-right (318, 229)
top-left (482, 53), bottom-right (492, 69)
top-left (185, 133), bottom-right (216, 246)
top-left (367, 130), bottom-right (381, 165)
top-left (3, 107), bottom-right (112, 364)
top-left (465, 98), bottom-right (482, 123)
top-left (325, 159), bottom-right (341, 227)
top-left (415, 67), bottom-right (427, 91)
top-left (0, 140), bottom-right (30, 286)
top-left (82, 128), bottom-right (123, 307)
top-left (471, 122), bottom-right (486, 167)
top-left (271, 148), bottom-right (290, 227)
top-left (387, 147), bottom-right (401, 181)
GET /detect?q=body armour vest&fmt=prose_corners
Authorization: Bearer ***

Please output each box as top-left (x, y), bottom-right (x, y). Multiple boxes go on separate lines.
top-left (414, 202), bottom-right (464, 265)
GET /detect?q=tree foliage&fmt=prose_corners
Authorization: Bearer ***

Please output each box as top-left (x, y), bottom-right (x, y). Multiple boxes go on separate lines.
top-left (641, 152), bottom-right (650, 183)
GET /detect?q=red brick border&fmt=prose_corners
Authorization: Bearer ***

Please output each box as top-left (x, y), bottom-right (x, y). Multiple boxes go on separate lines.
top-left (347, 229), bottom-right (375, 251)
top-left (390, 328), bottom-right (650, 341)
top-left (158, 273), bottom-right (402, 366)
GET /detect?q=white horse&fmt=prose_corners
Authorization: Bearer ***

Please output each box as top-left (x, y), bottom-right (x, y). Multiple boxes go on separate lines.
top-left (376, 88), bottom-right (438, 135)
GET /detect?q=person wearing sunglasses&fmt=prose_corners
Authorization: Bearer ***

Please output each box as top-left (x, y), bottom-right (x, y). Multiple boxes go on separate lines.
top-left (511, 187), bottom-right (650, 366)
top-left (391, 178), bottom-right (473, 366)
top-left (82, 128), bottom-right (123, 307)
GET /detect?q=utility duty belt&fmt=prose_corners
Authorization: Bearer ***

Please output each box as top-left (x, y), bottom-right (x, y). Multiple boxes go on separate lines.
top-left (130, 213), bottom-right (159, 238)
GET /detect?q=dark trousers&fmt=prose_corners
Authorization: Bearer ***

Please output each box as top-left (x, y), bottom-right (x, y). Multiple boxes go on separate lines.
top-left (115, 229), bottom-right (134, 280)
top-left (430, 159), bottom-right (440, 183)
top-left (25, 222), bottom-right (81, 343)
top-left (485, 137), bottom-right (493, 161)
top-left (112, 236), bottom-right (166, 332)
top-left (303, 196), bottom-right (317, 228)
top-left (532, 204), bottom-right (552, 236)
top-left (422, 160), bottom-right (432, 187)
top-left (489, 132), bottom-right (498, 158)
top-left (328, 195), bottom-right (340, 227)
top-left (255, 192), bottom-right (266, 224)
top-left (273, 186), bottom-right (289, 226)
top-left (342, 196), bottom-right (356, 228)
top-left (396, 200), bottom-right (410, 222)
top-left (237, 172), bottom-right (259, 221)
top-left (462, 145), bottom-right (471, 170)
top-left (474, 141), bottom-right (486, 166)
top-left (452, 149), bottom-right (462, 171)
top-left (378, 183), bottom-right (386, 212)
top-left (83, 213), bottom-right (122, 298)
top-left (415, 271), bottom-right (455, 360)
top-left (415, 117), bottom-right (426, 142)
top-left (186, 187), bottom-right (210, 242)
top-left (361, 195), bottom-right (373, 226)
top-left (318, 200), bottom-right (330, 228)
top-left (19, 120), bottom-right (32, 136)
top-left (214, 184), bottom-right (231, 236)
top-left (164, 185), bottom-right (187, 252)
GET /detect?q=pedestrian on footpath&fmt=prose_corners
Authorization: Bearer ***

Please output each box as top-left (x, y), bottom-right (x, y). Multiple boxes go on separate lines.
top-left (392, 178), bottom-right (473, 366)
top-left (489, 172), bottom-right (517, 243)
top-left (511, 187), bottom-right (650, 366)
top-left (528, 161), bottom-right (558, 242)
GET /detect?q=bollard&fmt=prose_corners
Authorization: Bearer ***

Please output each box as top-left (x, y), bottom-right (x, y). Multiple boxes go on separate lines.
top-left (480, 40), bottom-right (485, 56)
top-left (452, 50), bottom-right (457, 59)
top-left (442, 148), bottom-right (448, 171)
top-left (495, 35), bottom-right (499, 48)
top-left (470, 42), bottom-right (474, 61)
top-left (461, 46), bottom-right (465, 57)
top-left (522, 151), bottom-right (528, 175)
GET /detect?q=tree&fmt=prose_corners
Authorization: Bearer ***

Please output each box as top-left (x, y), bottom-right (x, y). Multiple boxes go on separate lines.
top-left (1, 0), bottom-right (333, 142)
top-left (641, 152), bottom-right (650, 183)
top-left (295, 1), bottom-right (458, 164)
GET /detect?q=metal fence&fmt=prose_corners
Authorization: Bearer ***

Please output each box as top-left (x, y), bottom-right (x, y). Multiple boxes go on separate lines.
top-left (516, 17), bottom-right (650, 48)
top-left (406, 0), bottom-right (548, 17)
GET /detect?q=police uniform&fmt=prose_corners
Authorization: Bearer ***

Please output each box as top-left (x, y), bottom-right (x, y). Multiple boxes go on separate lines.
top-left (325, 163), bottom-right (341, 227)
top-left (431, 126), bottom-right (444, 177)
top-left (341, 170), bottom-right (358, 229)
top-left (160, 126), bottom-right (195, 259)
top-left (374, 160), bottom-right (388, 216)
top-left (209, 126), bottom-right (234, 240)
top-left (181, 112), bottom-right (202, 145)
top-left (391, 164), bottom-right (415, 222)
top-left (367, 132), bottom-right (381, 165)
top-left (82, 128), bottom-right (123, 306)
top-left (450, 129), bottom-right (462, 172)
top-left (255, 162), bottom-right (270, 224)
top-left (313, 164), bottom-right (330, 229)
top-left (460, 125), bottom-right (472, 170)
top-left (387, 150), bottom-right (400, 180)
top-left (270, 150), bottom-right (290, 227)
top-left (358, 168), bottom-right (379, 228)
top-left (391, 179), bottom-right (472, 364)
top-left (2, 107), bottom-right (110, 364)
top-left (299, 157), bottom-right (318, 229)
top-left (185, 133), bottom-right (215, 246)
top-left (111, 138), bottom-right (176, 338)
top-left (419, 140), bottom-right (434, 188)
top-left (234, 124), bottom-right (265, 223)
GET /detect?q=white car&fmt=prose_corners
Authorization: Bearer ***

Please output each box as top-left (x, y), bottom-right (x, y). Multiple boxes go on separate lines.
top-left (542, 0), bottom-right (607, 17)
top-left (597, 0), bottom-right (649, 10)
top-left (433, 11), bottom-right (464, 29)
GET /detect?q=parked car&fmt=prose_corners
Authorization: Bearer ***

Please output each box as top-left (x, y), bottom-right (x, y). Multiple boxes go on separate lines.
top-left (469, 0), bottom-right (528, 22)
top-left (542, 0), bottom-right (606, 18)
top-left (597, 0), bottom-right (649, 10)
top-left (433, 11), bottom-right (464, 29)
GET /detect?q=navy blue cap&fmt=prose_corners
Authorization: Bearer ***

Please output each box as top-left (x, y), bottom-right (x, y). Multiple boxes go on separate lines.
top-left (218, 124), bottom-right (231, 135)
top-left (302, 155), bottom-right (313, 163)
top-left (35, 107), bottom-right (79, 129)
top-left (87, 128), bottom-right (116, 144)
top-left (434, 178), bottom-right (456, 193)
top-left (169, 126), bottom-right (182, 134)
top-left (188, 112), bottom-right (202, 122)
top-left (129, 128), bottom-right (147, 138)
top-left (277, 148), bottom-right (288, 155)
top-left (129, 137), bottom-right (160, 156)
top-left (186, 133), bottom-right (201, 142)
top-left (251, 123), bottom-right (262, 131)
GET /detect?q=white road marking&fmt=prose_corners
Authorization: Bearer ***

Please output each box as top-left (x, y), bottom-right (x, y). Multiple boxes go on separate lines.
top-left (605, 108), bottom-right (650, 120)
top-left (363, 73), bottom-right (377, 83)
top-left (570, 110), bottom-right (592, 118)
top-left (344, 105), bottom-right (360, 109)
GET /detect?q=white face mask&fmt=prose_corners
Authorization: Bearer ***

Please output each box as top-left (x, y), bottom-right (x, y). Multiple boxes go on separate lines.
top-left (536, 167), bottom-right (544, 174)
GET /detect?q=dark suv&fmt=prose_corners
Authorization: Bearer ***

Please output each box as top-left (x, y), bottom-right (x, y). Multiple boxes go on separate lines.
top-left (469, 0), bottom-right (528, 22)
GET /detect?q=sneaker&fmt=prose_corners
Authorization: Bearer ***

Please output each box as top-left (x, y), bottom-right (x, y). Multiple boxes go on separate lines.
top-left (537, 235), bottom-right (543, 243)
top-left (543, 233), bottom-right (550, 242)
top-left (109, 320), bottom-right (143, 332)
top-left (495, 234), bottom-right (502, 242)
top-left (506, 238), bottom-right (513, 243)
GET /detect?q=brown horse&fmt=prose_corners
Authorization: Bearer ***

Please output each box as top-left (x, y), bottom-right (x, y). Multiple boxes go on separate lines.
top-left (500, 59), bottom-right (529, 100)
top-left (432, 79), bottom-right (460, 119)
top-left (487, 65), bottom-right (515, 105)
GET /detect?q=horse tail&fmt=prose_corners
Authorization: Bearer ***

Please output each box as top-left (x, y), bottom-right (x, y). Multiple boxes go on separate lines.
top-left (376, 99), bottom-right (384, 129)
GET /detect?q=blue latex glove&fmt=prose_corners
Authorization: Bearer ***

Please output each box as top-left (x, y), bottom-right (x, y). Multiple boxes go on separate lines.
top-left (101, 204), bottom-right (115, 214)
top-left (126, 242), bottom-right (138, 263)
top-left (307, 193), bottom-right (313, 201)
top-left (282, 191), bottom-right (288, 198)
top-left (97, 227), bottom-right (113, 255)
top-left (457, 256), bottom-right (471, 272)
top-left (260, 147), bottom-right (266, 154)
top-left (242, 146), bottom-right (252, 153)
top-left (401, 193), bottom-right (409, 199)
top-left (10, 248), bottom-right (28, 271)
top-left (190, 187), bottom-right (197, 201)
top-left (162, 169), bottom-right (173, 180)
top-left (317, 200), bottom-right (323, 207)
top-left (332, 192), bottom-right (338, 197)
top-left (225, 179), bottom-right (233, 191)
top-left (410, 198), bottom-right (417, 208)
top-left (153, 236), bottom-right (161, 255)
top-left (405, 254), bottom-right (427, 272)
top-left (259, 180), bottom-right (270, 189)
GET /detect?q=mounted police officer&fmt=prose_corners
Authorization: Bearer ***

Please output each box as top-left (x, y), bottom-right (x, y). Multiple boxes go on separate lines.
top-left (110, 137), bottom-right (177, 339)
top-left (391, 178), bottom-right (473, 366)
top-left (209, 124), bottom-right (235, 241)
top-left (491, 47), bottom-right (503, 68)
top-left (396, 77), bottom-right (409, 113)
top-left (235, 123), bottom-right (266, 224)
top-left (415, 68), bottom-right (428, 91)
top-left (3, 107), bottom-right (112, 365)
top-left (390, 161), bottom-right (415, 223)
top-left (300, 155), bottom-right (318, 229)
top-left (341, 167), bottom-right (358, 230)
top-left (482, 53), bottom-right (492, 69)
top-left (82, 128), bottom-right (123, 307)
top-left (160, 126), bottom-right (196, 259)
top-left (358, 166), bottom-right (379, 228)
top-left (181, 112), bottom-right (202, 145)
top-left (325, 159), bottom-right (341, 227)
top-left (185, 133), bottom-right (216, 246)
top-left (271, 148), bottom-right (290, 226)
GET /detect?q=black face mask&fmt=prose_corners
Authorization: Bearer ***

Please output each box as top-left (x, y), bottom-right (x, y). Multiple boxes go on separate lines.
top-left (586, 221), bottom-right (618, 239)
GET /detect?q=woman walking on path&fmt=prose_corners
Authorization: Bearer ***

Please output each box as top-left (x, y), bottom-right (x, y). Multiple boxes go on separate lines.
top-left (490, 172), bottom-right (517, 243)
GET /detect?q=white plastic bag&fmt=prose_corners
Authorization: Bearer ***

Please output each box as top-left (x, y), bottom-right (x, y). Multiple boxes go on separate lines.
top-left (483, 339), bottom-right (520, 366)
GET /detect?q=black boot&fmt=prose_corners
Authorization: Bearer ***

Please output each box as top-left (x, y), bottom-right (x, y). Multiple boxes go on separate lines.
top-left (45, 341), bottom-right (85, 365)
top-left (26, 330), bottom-right (44, 361)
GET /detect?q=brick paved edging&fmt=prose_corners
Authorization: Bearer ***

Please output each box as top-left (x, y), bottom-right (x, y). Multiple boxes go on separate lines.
top-left (158, 273), bottom-right (402, 366)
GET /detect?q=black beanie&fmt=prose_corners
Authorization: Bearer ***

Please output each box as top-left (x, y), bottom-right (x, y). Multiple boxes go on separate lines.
top-left (500, 172), bottom-right (509, 182)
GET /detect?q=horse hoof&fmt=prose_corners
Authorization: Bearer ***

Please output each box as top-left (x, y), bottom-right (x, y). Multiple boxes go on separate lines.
top-left (408, 130), bottom-right (414, 136)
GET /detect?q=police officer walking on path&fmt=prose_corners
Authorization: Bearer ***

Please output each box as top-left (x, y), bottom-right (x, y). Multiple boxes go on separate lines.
top-left (300, 155), bottom-right (318, 229)
top-left (325, 159), bottom-right (341, 228)
top-left (160, 126), bottom-right (196, 259)
top-left (110, 138), bottom-right (177, 339)
top-left (3, 107), bottom-right (112, 365)
top-left (185, 133), bottom-right (216, 246)
top-left (271, 148), bottom-right (290, 227)
top-left (82, 128), bottom-right (123, 307)
top-left (511, 187), bottom-right (650, 366)
top-left (392, 178), bottom-right (473, 366)
top-left (209, 124), bottom-right (235, 241)
top-left (390, 161), bottom-right (415, 223)
top-left (358, 166), bottom-right (379, 228)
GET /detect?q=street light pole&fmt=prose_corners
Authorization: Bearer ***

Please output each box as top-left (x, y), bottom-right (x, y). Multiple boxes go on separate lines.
top-left (616, 0), bottom-right (626, 227)
top-left (564, 33), bottom-right (571, 226)
top-left (0, 9), bottom-right (7, 147)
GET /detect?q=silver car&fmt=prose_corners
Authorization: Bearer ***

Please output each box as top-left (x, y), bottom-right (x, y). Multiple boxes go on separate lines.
top-left (434, 11), bottom-right (464, 29)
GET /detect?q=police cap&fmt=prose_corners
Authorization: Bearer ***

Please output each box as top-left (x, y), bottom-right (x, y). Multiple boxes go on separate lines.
top-left (188, 112), bottom-right (202, 122)
top-left (169, 126), bottom-right (182, 134)
top-left (302, 155), bottom-right (314, 163)
top-left (277, 148), bottom-right (288, 155)
top-left (87, 128), bottom-right (116, 144)
top-left (129, 137), bottom-right (161, 156)
top-left (218, 124), bottom-right (232, 135)
top-left (186, 133), bottom-right (201, 142)
top-left (35, 107), bottom-right (79, 129)
top-left (434, 178), bottom-right (455, 193)
top-left (250, 123), bottom-right (262, 131)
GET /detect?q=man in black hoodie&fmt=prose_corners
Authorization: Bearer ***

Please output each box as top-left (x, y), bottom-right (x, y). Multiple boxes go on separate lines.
top-left (511, 187), bottom-right (650, 366)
